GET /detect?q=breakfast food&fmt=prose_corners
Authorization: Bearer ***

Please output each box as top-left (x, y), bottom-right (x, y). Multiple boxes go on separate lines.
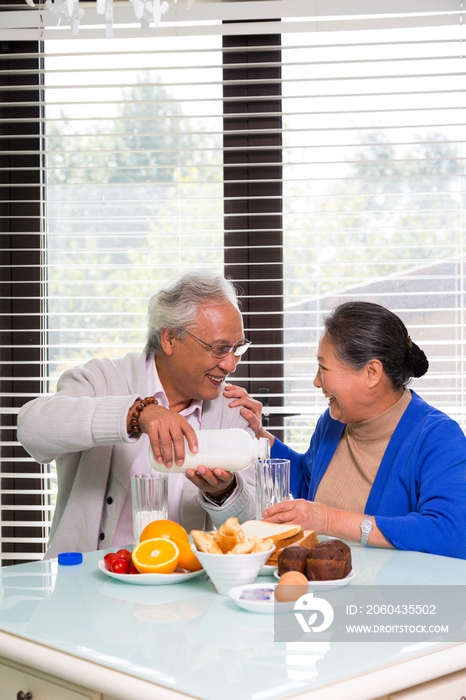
top-left (275, 570), bottom-right (309, 602)
top-left (170, 537), bottom-right (203, 572)
top-left (103, 549), bottom-right (139, 575)
top-left (137, 519), bottom-right (202, 572)
top-left (276, 538), bottom-right (353, 582)
top-left (131, 537), bottom-right (180, 574)
top-left (191, 517), bottom-right (274, 555)
top-left (240, 520), bottom-right (307, 565)
top-left (241, 520), bottom-right (303, 548)
top-left (191, 530), bottom-right (223, 554)
top-left (267, 529), bottom-right (319, 566)
top-left (306, 540), bottom-right (352, 581)
top-left (240, 520), bottom-right (302, 543)
top-left (277, 545), bottom-right (310, 576)
top-left (139, 519), bottom-right (190, 544)
top-left (101, 519), bottom-right (204, 576)
top-left (214, 517), bottom-right (245, 552)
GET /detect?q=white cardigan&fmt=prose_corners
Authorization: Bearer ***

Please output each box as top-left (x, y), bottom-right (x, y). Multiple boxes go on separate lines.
top-left (17, 352), bottom-right (256, 558)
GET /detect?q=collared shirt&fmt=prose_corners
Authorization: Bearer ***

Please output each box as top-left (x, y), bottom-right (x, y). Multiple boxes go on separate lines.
top-left (113, 355), bottom-right (202, 546)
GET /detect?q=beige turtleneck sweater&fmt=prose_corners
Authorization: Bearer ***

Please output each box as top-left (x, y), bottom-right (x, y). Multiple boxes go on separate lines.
top-left (314, 389), bottom-right (412, 513)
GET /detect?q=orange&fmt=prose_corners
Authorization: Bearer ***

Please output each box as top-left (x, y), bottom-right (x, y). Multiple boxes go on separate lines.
top-left (131, 537), bottom-right (179, 574)
top-left (171, 536), bottom-right (203, 572)
top-left (139, 519), bottom-right (189, 544)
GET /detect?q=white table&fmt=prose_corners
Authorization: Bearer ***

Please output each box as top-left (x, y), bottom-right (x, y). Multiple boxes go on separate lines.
top-left (0, 545), bottom-right (465, 700)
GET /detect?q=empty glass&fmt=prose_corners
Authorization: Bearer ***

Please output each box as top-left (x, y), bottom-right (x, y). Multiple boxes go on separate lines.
top-left (131, 472), bottom-right (168, 543)
top-left (254, 458), bottom-right (291, 520)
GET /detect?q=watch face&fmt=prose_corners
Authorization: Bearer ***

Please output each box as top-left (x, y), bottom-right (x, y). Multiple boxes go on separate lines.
top-left (361, 521), bottom-right (372, 534)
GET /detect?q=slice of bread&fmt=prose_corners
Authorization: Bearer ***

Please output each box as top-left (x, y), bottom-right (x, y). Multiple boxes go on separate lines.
top-left (264, 529), bottom-right (304, 551)
top-left (295, 529), bottom-right (319, 549)
top-left (240, 520), bottom-right (302, 544)
top-left (266, 529), bottom-right (319, 565)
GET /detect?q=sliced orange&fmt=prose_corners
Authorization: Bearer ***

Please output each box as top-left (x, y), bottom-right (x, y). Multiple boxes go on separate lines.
top-left (171, 537), bottom-right (203, 572)
top-left (131, 537), bottom-right (179, 574)
top-left (139, 519), bottom-right (189, 544)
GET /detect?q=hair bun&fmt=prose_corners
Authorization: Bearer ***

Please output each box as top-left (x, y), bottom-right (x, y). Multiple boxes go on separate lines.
top-left (406, 341), bottom-right (429, 378)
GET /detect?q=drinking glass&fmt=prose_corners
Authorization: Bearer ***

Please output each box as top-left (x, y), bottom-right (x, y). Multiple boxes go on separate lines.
top-left (131, 472), bottom-right (168, 543)
top-left (254, 458), bottom-right (291, 520)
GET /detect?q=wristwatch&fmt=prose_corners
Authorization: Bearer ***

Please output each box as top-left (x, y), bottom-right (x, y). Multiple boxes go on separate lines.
top-left (360, 514), bottom-right (373, 546)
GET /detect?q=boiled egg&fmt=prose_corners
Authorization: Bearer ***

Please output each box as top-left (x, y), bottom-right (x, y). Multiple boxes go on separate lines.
top-left (274, 570), bottom-right (309, 602)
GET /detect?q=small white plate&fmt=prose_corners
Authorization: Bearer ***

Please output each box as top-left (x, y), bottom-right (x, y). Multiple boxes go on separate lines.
top-left (258, 563), bottom-right (278, 576)
top-left (274, 569), bottom-right (355, 591)
top-left (229, 582), bottom-right (293, 614)
top-left (98, 560), bottom-right (204, 585)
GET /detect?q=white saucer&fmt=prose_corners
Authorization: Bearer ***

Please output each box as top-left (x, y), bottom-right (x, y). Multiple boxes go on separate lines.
top-left (228, 583), bottom-right (293, 614)
top-left (274, 569), bottom-right (355, 591)
top-left (98, 560), bottom-right (204, 585)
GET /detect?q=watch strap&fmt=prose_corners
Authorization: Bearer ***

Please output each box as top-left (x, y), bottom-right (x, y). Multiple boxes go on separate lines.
top-left (360, 514), bottom-right (373, 546)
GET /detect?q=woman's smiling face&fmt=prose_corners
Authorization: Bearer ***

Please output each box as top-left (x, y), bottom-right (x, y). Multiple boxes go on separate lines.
top-left (313, 333), bottom-right (370, 424)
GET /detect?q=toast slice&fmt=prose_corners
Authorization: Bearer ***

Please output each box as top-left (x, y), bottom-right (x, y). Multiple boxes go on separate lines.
top-left (240, 520), bottom-right (302, 544)
top-left (266, 529), bottom-right (319, 565)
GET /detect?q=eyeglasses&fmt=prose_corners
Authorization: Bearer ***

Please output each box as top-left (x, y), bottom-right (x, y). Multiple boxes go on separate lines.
top-left (178, 328), bottom-right (251, 358)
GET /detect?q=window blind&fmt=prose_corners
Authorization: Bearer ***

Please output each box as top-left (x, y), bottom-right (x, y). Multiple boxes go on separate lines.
top-left (1, 0), bottom-right (465, 564)
top-left (280, 8), bottom-right (466, 449)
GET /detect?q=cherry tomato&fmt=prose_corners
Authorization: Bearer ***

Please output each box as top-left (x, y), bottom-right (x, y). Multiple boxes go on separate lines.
top-left (127, 561), bottom-right (139, 575)
top-left (103, 553), bottom-right (121, 571)
top-left (116, 548), bottom-right (133, 564)
top-left (111, 557), bottom-right (129, 574)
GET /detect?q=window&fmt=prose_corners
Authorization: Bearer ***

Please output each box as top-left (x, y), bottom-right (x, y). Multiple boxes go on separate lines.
top-left (1, 0), bottom-right (465, 564)
top-left (281, 7), bottom-right (466, 447)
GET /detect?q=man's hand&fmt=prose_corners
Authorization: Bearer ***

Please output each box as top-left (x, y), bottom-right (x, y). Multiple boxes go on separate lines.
top-left (185, 467), bottom-right (235, 500)
top-left (131, 402), bottom-right (198, 469)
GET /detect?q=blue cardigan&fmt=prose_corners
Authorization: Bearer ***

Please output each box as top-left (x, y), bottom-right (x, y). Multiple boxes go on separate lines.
top-left (271, 391), bottom-right (466, 559)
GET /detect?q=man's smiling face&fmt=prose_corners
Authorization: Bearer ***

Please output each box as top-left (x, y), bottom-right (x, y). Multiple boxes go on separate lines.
top-left (159, 302), bottom-right (245, 409)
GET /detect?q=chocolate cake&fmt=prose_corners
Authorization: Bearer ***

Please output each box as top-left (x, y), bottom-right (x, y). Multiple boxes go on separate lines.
top-left (305, 540), bottom-right (352, 581)
top-left (277, 545), bottom-right (310, 576)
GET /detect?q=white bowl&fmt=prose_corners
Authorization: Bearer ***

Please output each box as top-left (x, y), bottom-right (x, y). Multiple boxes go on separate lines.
top-left (190, 544), bottom-right (275, 595)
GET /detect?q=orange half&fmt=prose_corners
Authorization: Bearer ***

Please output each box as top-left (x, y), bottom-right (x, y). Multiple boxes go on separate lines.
top-left (132, 537), bottom-right (179, 574)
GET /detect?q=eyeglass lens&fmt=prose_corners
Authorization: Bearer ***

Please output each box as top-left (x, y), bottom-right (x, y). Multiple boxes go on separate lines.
top-left (212, 341), bottom-right (250, 358)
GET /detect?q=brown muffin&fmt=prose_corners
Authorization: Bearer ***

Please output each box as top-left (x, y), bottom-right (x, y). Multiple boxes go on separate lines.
top-left (306, 540), bottom-right (352, 581)
top-left (277, 545), bottom-right (310, 576)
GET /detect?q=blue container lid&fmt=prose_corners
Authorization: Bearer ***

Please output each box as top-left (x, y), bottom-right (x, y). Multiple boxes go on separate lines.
top-left (58, 551), bottom-right (83, 566)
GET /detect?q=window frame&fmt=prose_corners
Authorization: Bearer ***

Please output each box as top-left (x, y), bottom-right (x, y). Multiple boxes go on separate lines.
top-left (223, 28), bottom-right (285, 438)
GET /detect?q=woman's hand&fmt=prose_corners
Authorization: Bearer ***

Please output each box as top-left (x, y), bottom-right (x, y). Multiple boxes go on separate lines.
top-left (262, 499), bottom-right (393, 548)
top-left (223, 383), bottom-right (275, 445)
top-left (130, 402), bottom-right (198, 469)
top-left (262, 499), bottom-right (329, 534)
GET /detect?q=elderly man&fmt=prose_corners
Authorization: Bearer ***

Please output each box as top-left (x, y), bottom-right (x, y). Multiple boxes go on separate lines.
top-left (17, 271), bottom-right (256, 557)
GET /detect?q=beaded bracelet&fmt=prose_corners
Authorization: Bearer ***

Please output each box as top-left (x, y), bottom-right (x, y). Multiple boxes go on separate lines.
top-left (130, 396), bottom-right (158, 434)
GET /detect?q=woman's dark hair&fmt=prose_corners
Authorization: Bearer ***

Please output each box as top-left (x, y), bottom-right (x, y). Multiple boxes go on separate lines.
top-left (323, 301), bottom-right (429, 390)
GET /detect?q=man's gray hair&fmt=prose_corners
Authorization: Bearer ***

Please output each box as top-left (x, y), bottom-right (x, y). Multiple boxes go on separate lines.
top-left (145, 270), bottom-right (241, 355)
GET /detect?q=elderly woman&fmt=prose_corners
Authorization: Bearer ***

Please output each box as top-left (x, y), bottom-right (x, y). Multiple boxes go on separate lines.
top-left (227, 301), bottom-right (466, 559)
